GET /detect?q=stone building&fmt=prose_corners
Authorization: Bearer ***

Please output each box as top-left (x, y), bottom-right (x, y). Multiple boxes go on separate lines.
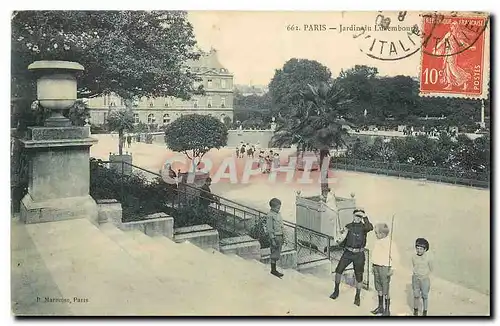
top-left (88, 48), bottom-right (234, 127)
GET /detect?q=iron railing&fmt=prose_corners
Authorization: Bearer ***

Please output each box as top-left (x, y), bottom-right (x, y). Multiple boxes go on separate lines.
top-left (331, 158), bottom-right (489, 188)
top-left (89, 158), bottom-right (370, 289)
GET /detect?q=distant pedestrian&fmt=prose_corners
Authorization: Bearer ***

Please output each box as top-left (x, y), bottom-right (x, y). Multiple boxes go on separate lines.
top-left (264, 155), bottom-right (272, 173)
top-left (264, 198), bottom-right (285, 278)
top-left (126, 135), bottom-right (132, 148)
top-left (240, 144), bottom-right (246, 158)
top-left (247, 146), bottom-right (254, 158)
top-left (258, 151), bottom-right (265, 172)
top-left (412, 238), bottom-right (433, 316)
top-left (273, 152), bottom-right (280, 169)
top-left (200, 177), bottom-right (218, 210)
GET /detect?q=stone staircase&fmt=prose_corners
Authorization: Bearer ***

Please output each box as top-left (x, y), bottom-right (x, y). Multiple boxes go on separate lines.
top-left (12, 216), bottom-right (375, 316)
top-left (12, 216), bottom-right (489, 316)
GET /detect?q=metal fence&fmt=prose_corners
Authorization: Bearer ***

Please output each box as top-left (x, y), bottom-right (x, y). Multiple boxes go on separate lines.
top-left (331, 158), bottom-right (489, 188)
top-left (89, 158), bottom-right (369, 289)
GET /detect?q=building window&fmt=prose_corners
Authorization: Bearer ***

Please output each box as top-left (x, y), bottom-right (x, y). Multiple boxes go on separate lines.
top-left (221, 79), bottom-right (226, 89)
top-left (164, 98), bottom-right (169, 107)
top-left (134, 113), bottom-right (139, 124)
top-left (193, 99), bottom-right (198, 108)
top-left (103, 96), bottom-right (107, 107)
top-left (103, 112), bottom-right (108, 123)
top-left (163, 114), bottom-right (170, 124)
top-left (207, 79), bottom-right (213, 88)
top-left (149, 98), bottom-right (154, 107)
top-left (207, 97), bottom-right (212, 108)
top-left (221, 97), bottom-right (226, 108)
top-left (147, 114), bottom-right (156, 124)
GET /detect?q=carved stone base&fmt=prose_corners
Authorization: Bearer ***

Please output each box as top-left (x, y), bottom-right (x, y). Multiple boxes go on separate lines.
top-left (20, 193), bottom-right (98, 224)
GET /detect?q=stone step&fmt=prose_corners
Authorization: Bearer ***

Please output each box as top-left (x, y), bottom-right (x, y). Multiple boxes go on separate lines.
top-left (104, 225), bottom-right (365, 315)
top-left (222, 251), bottom-right (369, 314)
top-left (22, 219), bottom-right (214, 315)
top-left (102, 225), bottom-right (335, 315)
top-left (240, 254), bottom-right (413, 316)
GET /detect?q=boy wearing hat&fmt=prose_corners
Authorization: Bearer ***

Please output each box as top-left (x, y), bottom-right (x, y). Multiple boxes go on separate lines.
top-left (412, 238), bottom-right (433, 316)
top-left (370, 223), bottom-right (399, 316)
top-left (330, 208), bottom-right (373, 306)
top-left (264, 198), bottom-right (285, 278)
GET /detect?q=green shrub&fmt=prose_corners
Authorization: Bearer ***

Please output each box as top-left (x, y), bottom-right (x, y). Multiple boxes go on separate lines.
top-left (89, 158), bottom-right (225, 227)
top-left (248, 217), bottom-right (271, 249)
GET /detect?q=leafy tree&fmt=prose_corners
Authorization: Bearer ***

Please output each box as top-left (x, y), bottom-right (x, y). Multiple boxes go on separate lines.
top-left (67, 99), bottom-right (90, 126)
top-left (11, 10), bottom-right (202, 128)
top-left (233, 90), bottom-right (273, 125)
top-left (272, 81), bottom-right (352, 197)
top-left (106, 107), bottom-right (135, 155)
top-left (164, 114), bottom-right (228, 172)
top-left (11, 11), bottom-right (201, 210)
top-left (268, 58), bottom-right (331, 116)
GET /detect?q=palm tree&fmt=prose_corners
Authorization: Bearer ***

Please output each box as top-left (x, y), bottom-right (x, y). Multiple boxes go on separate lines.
top-left (272, 81), bottom-right (353, 197)
top-left (106, 105), bottom-right (135, 155)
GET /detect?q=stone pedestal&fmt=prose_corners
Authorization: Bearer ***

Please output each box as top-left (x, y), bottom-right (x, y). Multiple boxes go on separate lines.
top-left (19, 126), bottom-right (98, 224)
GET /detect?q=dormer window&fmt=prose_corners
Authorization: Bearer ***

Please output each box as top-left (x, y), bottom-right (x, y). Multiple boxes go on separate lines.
top-left (207, 79), bottom-right (213, 88)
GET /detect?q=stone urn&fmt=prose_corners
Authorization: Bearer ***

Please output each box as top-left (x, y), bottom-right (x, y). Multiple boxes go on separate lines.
top-left (28, 60), bottom-right (84, 127)
top-left (20, 60), bottom-right (98, 224)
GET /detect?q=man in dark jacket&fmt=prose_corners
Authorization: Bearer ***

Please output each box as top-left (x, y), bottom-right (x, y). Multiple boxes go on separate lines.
top-left (200, 177), bottom-right (218, 209)
top-left (330, 208), bottom-right (374, 306)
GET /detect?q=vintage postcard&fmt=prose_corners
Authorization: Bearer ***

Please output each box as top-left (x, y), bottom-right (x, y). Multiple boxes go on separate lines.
top-left (11, 10), bottom-right (491, 316)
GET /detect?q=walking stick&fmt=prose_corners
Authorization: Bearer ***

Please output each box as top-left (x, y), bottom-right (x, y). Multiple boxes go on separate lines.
top-left (388, 214), bottom-right (396, 269)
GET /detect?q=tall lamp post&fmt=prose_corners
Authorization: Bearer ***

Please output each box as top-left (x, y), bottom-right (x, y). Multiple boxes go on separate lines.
top-left (20, 60), bottom-right (99, 224)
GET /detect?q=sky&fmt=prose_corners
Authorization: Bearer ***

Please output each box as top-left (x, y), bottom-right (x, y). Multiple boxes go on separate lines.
top-left (187, 11), bottom-right (424, 85)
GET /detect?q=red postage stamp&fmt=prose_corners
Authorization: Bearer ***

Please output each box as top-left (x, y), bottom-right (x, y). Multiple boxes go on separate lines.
top-left (419, 12), bottom-right (490, 99)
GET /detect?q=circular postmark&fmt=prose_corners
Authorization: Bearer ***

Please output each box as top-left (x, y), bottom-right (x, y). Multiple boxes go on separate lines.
top-left (420, 11), bottom-right (489, 57)
top-left (352, 11), bottom-right (422, 61)
top-left (351, 11), bottom-right (489, 61)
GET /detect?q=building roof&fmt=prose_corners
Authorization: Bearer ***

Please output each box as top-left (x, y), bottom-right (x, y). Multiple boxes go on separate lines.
top-left (186, 48), bottom-right (232, 75)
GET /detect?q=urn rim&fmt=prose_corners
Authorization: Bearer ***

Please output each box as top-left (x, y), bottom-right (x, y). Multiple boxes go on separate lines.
top-left (28, 60), bottom-right (85, 72)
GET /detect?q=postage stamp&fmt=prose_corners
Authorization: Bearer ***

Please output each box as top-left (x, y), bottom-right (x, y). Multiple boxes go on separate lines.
top-left (419, 12), bottom-right (490, 99)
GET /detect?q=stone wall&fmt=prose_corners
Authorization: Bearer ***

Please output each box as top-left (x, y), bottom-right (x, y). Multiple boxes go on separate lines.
top-left (227, 130), bottom-right (275, 148)
top-left (220, 235), bottom-right (261, 260)
top-left (174, 224), bottom-right (220, 251)
top-left (120, 212), bottom-right (174, 238)
top-left (260, 248), bottom-right (298, 269)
